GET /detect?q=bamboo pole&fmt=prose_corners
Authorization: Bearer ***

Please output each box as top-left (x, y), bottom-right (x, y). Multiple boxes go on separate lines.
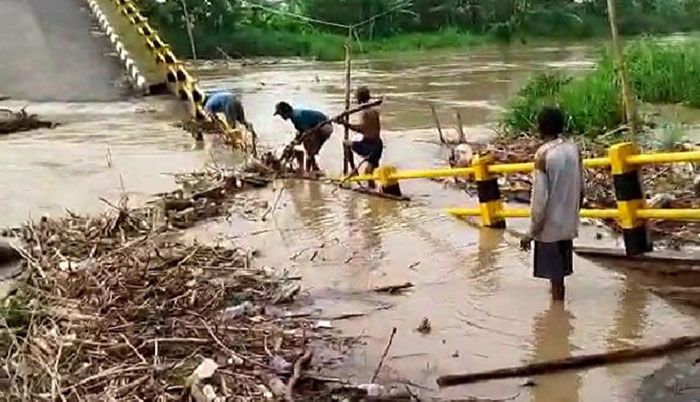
top-left (606, 0), bottom-right (638, 134)
top-left (343, 41), bottom-right (356, 174)
top-left (429, 103), bottom-right (446, 144)
top-left (455, 110), bottom-right (466, 143)
top-left (180, 0), bottom-right (197, 60)
top-left (437, 334), bottom-right (700, 387)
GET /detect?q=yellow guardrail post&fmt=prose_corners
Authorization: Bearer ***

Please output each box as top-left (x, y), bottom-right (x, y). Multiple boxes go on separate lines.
top-left (472, 154), bottom-right (505, 228)
top-left (609, 142), bottom-right (653, 255)
top-left (374, 166), bottom-right (402, 196)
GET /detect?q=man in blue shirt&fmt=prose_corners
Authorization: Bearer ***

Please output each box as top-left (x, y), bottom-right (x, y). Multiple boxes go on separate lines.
top-left (203, 91), bottom-right (250, 130)
top-left (274, 101), bottom-right (333, 172)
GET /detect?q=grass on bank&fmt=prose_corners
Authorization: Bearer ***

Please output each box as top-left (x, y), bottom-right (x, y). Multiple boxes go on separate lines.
top-left (502, 38), bottom-right (700, 136)
top-left (161, 27), bottom-right (492, 61)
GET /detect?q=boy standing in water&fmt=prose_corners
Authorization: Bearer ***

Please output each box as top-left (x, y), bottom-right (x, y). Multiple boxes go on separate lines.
top-left (521, 107), bottom-right (584, 301)
top-left (337, 86), bottom-right (383, 187)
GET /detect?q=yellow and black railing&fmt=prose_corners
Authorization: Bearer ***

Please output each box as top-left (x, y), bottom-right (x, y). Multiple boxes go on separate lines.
top-left (349, 143), bottom-right (700, 255)
top-left (91, 0), bottom-right (255, 150)
top-left (110, 0), bottom-right (207, 119)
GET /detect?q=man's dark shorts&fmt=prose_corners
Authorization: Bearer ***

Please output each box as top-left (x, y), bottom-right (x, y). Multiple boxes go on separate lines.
top-left (534, 240), bottom-right (573, 280)
top-left (302, 124), bottom-right (333, 156)
top-left (351, 138), bottom-right (383, 166)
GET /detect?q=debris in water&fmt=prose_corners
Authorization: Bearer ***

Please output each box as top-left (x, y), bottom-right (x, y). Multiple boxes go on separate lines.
top-left (186, 358), bottom-right (219, 387)
top-left (0, 107), bottom-right (55, 134)
top-left (0, 167), bottom-right (355, 400)
top-left (372, 282), bottom-right (414, 294)
top-left (315, 320), bottom-right (333, 329)
top-left (417, 317), bottom-right (432, 334)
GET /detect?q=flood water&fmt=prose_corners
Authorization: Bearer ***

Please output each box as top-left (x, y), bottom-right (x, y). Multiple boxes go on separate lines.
top-left (3, 43), bottom-right (700, 400)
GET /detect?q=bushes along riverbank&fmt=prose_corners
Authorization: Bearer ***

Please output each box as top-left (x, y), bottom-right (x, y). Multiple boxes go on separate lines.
top-left (502, 38), bottom-right (700, 135)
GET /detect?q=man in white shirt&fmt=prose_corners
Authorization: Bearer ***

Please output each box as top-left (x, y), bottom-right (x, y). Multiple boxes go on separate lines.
top-left (521, 107), bottom-right (584, 301)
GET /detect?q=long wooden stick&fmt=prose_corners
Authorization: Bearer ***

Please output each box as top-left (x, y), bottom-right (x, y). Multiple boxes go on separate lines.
top-left (437, 334), bottom-right (700, 387)
top-left (455, 110), bottom-right (466, 143)
top-left (370, 327), bottom-right (397, 383)
top-left (342, 43), bottom-right (355, 174)
top-left (285, 349), bottom-right (312, 402)
top-left (606, 0), bottom-right (638, 134)
top-left (331, 157), bottom-right (369, 194)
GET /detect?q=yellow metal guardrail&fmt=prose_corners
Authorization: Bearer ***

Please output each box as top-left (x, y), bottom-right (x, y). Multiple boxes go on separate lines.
top-left (349, 143), bottom-right (699, 255)
top-left (350, 152), bottom-right (699, 181)
top-left (108, 0), bottom-right (208, 120)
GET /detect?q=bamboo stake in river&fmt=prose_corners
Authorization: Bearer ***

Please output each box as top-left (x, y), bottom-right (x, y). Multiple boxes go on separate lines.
top-left (606, 0), bottom-right (638, 134)
top-left (343, 42), bottom-right (356, 174)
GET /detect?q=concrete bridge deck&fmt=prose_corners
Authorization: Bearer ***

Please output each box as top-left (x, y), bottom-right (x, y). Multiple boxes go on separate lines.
top-left (0, 0), bottom-right (124, 101)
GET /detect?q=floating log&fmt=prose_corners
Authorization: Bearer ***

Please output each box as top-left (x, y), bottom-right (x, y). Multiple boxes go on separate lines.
top-left (437, 335), bottom-right (700, 387)
top-left (372, 282), bottom-right (414, 294)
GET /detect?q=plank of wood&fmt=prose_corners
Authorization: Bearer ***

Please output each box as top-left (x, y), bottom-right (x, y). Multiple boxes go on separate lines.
top-left (574, 246), bottom-right (700, 265)
top-left (348, 186), bottom-right (411, 202)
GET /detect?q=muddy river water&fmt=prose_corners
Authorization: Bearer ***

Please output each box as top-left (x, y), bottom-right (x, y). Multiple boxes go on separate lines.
top-left (3, 43), bottom-right (700, 400)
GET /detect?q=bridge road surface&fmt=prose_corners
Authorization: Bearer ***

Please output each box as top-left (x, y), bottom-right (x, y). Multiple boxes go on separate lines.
top-left (0, 0), bottom-right (124, 101)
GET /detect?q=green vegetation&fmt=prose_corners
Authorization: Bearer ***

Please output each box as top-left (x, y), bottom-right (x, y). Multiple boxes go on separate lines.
top-left (502, 38), bottom-right (700, 136)
top-left (153, 25), bottom-right (489, 61)
top-left (137, 0), bottom-right (700, 60)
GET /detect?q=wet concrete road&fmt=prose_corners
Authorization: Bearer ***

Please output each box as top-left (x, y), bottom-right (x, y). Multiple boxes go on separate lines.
top-left (0, 0), bottom-right (123, 101)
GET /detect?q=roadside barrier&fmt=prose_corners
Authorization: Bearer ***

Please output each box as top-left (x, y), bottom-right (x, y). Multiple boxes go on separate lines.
top-left (349, 143), bottom-right (700, 255)
top-left (112, 0), bottom-right (204, 116)
top-left (87, 0), bottom-right (255, 150)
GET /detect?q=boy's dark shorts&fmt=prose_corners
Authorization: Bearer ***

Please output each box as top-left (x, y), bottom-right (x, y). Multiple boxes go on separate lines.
top-left (534, 240), bottom-right (573, 280)
top-left (351, 138), bottom-right (383, 166)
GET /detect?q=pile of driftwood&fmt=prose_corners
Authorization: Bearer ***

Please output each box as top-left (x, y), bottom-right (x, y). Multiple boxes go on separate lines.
top-left (156, 164), bottom-right (271, 229)
top-left (0, 169), bottom-right (351, 401)
top-left (0, 108), bottom-right (54, 135)
top-left (445, 137), bottom-right (699, 245)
